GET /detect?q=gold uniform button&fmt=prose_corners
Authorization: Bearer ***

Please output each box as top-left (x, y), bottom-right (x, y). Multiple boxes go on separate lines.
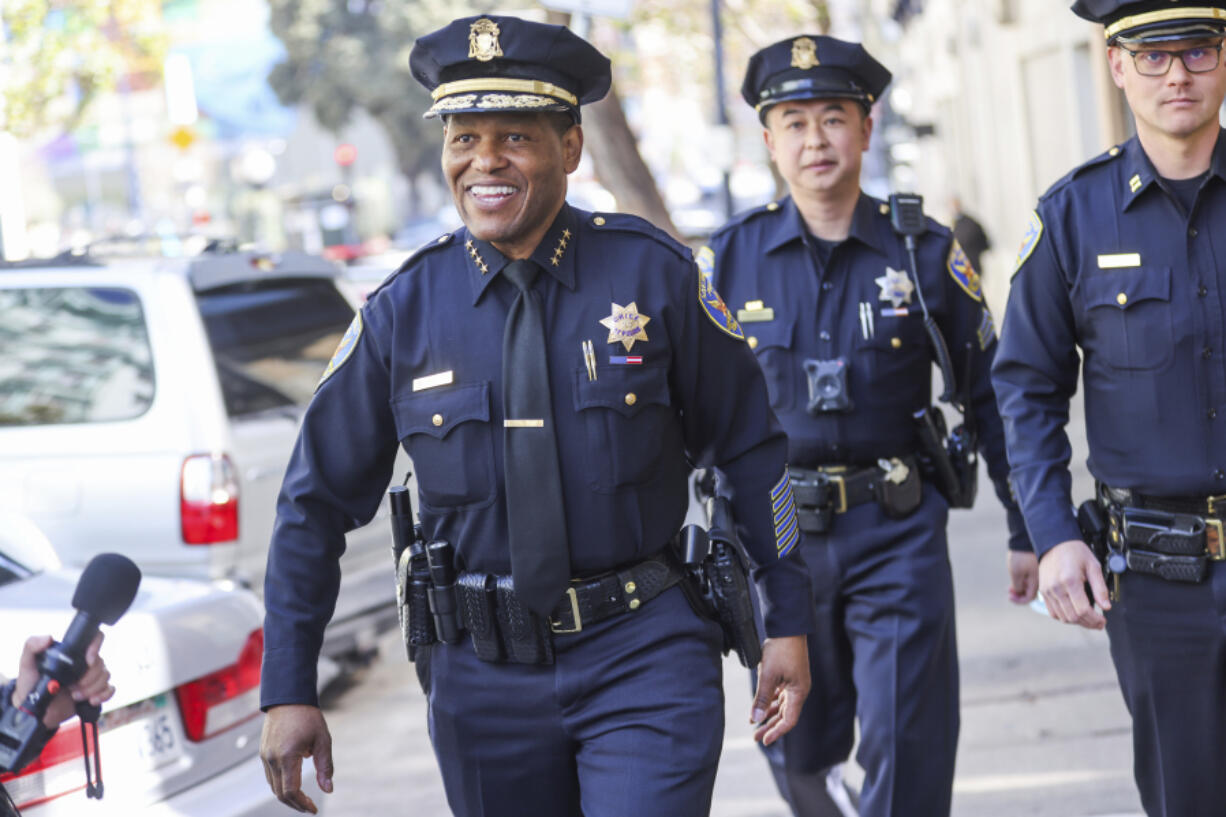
top-left (766, 202), bottom-right (779, 211)
top-left (891, 337), bottom-right (902, 349)
top-left (436, 235), bottom-right (449, 244)
top-left (624, 581), bottom-right (637, 594)
top-left (748, 336), bottom-right (759, 349)
top-left (879, 203), bottom-right (890, 215)
top-left (629, 598), bottom-right (642, 610)
top-left (593, 216), bottom-right (606, 226)
top-left (624, 393), bottom-right (637, 406)
top-left (1109, 146), bottom-right (1121, 156)
top-left (432, 413), bottom-right (444, 427)
top-left (1117, 292), bottom-right (1128, 305)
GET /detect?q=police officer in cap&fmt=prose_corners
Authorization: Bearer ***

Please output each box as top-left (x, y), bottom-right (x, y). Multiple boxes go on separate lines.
top-left (258, 14), bottom-right (814, 817)
top-left (992, 2), bottom-right (1226, 814)
top-left (700, 35), bottom-right (1033, 817)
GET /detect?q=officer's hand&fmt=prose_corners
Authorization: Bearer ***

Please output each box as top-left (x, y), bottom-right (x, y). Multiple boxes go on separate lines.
top-left (260, 704), bottom-right (334, 814)
top-left (13, 633), bottom-right (114, 729)
top-left (1006, 549), bottom-right (1039, 604)
top-left (751, 635), bottom-right (810, 746)
top-left (1038, 539), bottom-right (1111, 629)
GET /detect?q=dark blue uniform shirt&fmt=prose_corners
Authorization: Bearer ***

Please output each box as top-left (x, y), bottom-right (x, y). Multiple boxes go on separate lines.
top-left (261, 205), bottom-right (814, 707)
top-left (702, 193), bottom-right (1028, 551)
top-left (993, 131), bottom-right (1226, 558)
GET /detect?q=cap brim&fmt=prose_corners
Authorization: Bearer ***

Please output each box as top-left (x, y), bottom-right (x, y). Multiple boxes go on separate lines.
top-left (1105, 7), bottom-right (1226, 42)
top-left (424, 92), bottom-right (575, 119)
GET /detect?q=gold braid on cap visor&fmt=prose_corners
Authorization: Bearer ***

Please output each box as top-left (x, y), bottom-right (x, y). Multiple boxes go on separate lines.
top-left (430, 78), bottom-right (578, 106)
top-left (1104, 7), bottom-right (1226, 39)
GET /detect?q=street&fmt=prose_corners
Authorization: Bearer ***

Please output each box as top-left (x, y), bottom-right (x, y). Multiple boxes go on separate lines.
top-left (314, 395), bottom-right (1143, 817)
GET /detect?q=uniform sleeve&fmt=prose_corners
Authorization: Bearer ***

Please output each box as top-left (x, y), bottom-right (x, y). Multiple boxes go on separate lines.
top-left (937, 237), bottom-right (1031, 551)
top-left (676, 255), bottom-right (815, 638)
top-left (989, 211), bottom-right (1084, 559)
top-left (261, 304), bottom-right (400, 709)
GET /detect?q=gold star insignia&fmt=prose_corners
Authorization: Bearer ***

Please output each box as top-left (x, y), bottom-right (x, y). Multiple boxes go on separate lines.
top-left (875, 267), bottom-right (914, 308)
top-left (599, 302), bottom-right (651, 351)
top-left (466, 240), bottom-right (489, 274)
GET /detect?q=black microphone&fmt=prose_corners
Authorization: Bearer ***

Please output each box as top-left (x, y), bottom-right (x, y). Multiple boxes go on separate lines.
top-left (0, 553), bottom-right (141, 776)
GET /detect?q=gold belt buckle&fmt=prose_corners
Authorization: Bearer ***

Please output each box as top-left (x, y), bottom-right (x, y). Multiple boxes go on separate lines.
top-left (550, 587), bottom-right (583, 634)
top-left (1206, 495), bottom-right (1226, 561)
top-left (830, 475), bottom-right (848, 514)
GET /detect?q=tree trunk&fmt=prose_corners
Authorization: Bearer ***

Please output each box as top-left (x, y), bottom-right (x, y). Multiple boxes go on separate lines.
top-left (544, 9), bottom-right (679, 238)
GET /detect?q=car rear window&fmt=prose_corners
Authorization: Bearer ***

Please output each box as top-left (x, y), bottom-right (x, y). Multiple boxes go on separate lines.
top-left (0, 287), bottom-right (155, 426)
top-left (195, 277), bottom-right (354, 417)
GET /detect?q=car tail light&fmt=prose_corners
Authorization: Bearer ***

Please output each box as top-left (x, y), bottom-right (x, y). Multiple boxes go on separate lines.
top-left (0, 722), bottom-right (87, 809)
top-left (181, 453), bottom-right (239, 544)
top-left (175, 628), bottom-right (263, 742)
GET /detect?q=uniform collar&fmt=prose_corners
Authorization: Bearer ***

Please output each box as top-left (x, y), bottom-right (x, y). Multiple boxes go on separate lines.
top-left (763, 193), bottom-right (893, 256)
top-left (465, 204), bottom-right (579, 304)
top-left (1121, 129), bottom-right (1226, 211)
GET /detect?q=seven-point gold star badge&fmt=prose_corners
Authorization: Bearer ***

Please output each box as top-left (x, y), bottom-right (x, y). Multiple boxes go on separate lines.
top-left (875, 267), bottom-right (915, 308)
top-left (599, 302), bottom-right (651, 351)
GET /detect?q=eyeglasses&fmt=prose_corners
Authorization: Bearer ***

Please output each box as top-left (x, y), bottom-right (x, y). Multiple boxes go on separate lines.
top-left (1121, 43), bottom-right (1224, 76)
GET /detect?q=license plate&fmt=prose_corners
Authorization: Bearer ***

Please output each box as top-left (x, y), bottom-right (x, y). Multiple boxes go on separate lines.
top-left (98, 693), bottom-right (185, 771)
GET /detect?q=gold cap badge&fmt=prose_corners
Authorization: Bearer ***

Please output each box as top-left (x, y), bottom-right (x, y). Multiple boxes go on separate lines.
top-left (469, 18), bottom-right (503, 62)
top-left (791, 37), bottom-right (819, 70)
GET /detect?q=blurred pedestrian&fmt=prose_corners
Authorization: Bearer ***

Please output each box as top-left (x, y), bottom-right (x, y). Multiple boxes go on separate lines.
top-left (257, 14), bottom-right (814, 817)
top-left (699, 34), bottom-right (1033, 817)
top-left (950, 197), bottom-right (991, 279)
top-left (992, 2), bottom-right (1226, 814)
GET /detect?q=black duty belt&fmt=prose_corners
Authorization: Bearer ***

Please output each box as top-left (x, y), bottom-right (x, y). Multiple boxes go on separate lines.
top-left (791, 464), bottom-right (885, 514)
top-left (453, 553), bottom-right (681, 664)
top-left (1098, 483), bottom-right (1226, 563)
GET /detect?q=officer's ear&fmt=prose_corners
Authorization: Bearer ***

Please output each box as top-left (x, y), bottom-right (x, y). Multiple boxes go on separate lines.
top-left (561, 123), bottom-right (583, 174)
top-left (860, 107), bottom-right (874, 152)
top-left (1107, 45), bottom-right (1129, 89)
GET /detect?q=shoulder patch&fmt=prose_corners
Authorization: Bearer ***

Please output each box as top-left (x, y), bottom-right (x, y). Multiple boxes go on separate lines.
top-left (589, 212), bottom-right (691, 263)
top-left (365, 233), bottom-right (456, 301)
top-left (317, 312), bottom-right (362, 389)
top-left (698, 272), bottom-right (744, 340)
top-left (946, 239), bottom-right (982, 302)
top-left (1012, 210), bottom-right (1044, 275)
top-left (695, 245), bottom-right (715, 278)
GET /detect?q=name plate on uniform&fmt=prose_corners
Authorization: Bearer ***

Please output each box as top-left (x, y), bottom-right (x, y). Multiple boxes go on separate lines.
top-left (412, 370), bottom-right (455, 392)
top-left (1097, 253), bottom-right (1141, 269)
top-left (738, 300), bottom-right (775, 323)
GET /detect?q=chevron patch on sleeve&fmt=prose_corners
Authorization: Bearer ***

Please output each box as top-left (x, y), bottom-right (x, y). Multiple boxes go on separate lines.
top-left (771, 468), bottom-right (800, 557)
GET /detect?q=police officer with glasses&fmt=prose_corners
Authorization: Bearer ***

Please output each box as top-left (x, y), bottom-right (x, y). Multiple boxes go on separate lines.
top-left (257, 14), bottom-right (814, 817)
top-left (992, 2), bottom-right (1226, 814)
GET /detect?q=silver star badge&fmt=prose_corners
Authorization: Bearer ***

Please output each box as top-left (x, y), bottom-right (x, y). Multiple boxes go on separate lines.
top-left (875, 267), bottom-right (915, 308)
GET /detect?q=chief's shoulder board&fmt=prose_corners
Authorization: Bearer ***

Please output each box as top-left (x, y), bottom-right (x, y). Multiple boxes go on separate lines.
top-left (365, 232), bottom-right (457, 300)
top-left (588, 212), bottom-right (691, 263)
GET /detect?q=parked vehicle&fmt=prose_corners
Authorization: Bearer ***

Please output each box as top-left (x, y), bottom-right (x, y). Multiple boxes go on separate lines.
top-left (0, 510), bottom-right (322, 816)
top-left (0, 247), bottom-right (402, 662)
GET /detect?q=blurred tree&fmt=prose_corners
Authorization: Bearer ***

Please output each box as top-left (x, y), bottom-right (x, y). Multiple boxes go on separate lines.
top-left (0, 0), bottom-right (167, 138)
top-left (265, 0), bottom-right (466, 217)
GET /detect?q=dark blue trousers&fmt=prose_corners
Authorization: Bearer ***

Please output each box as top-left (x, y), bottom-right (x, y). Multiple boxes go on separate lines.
top-left (756, 485), bottom-right (959, 817)
top-left (425, 585), bottom-right (725, 817)
top-left (1106, 562), bottom-right (1226, 817)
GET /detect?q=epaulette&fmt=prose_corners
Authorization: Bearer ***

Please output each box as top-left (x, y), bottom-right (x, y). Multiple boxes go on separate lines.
top-left (1039, 144), bottom-right (1123, 202)
top-left (708, 199), bottom-right (784, 242)
top-left (365, 232), bottom-right (456, 300)
top-left (586, 211), bottom-right (692, 263)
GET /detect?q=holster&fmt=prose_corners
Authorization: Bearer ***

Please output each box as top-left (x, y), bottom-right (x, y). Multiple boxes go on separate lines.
top-left (790, 471), bottom-right (836, 533)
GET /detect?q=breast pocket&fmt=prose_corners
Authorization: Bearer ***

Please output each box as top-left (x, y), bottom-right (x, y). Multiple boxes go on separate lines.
top-left (572, 364), bottom-right (674, 492)
top-left (392, 382), bottom-right (495, 509)
top-left (860, 313), bottom-right (928, 388)
top-left (1082, 267), bottom-right (1173, 371)
top-left (745, 319), bottom-right (796, 411)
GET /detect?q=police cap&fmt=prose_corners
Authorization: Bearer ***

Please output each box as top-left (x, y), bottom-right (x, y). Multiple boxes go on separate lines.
top-left (741, 35), bottom-right (891, 123)
top-left (1072, 1), bottom-right (1226, 43)
top-left (410, 15), bottom-right (611, 122)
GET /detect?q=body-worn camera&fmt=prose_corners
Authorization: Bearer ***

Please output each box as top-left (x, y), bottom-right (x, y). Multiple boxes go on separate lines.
top-left (804, 357), bottom-right (853, 414)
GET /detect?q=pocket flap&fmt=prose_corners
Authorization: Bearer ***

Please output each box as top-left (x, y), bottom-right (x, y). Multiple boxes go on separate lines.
top-left (745, 319), bottom-right (795, 351)
top-left (573, 364), bottom-right (670, 418)
top-left (1084, 267), bottom-right (1171, 311)
top-left (393, 382), bottom-right (489, 440)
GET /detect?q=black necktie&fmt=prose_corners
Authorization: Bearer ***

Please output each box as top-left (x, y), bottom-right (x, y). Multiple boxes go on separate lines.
top-left (501, 259), bottom-right (570, 617)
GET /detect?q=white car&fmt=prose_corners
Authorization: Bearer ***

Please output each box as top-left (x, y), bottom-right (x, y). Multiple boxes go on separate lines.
top-left (0, 512), bottom-right (322, 815)
top-left (0, 247), bottom-right (402, 663)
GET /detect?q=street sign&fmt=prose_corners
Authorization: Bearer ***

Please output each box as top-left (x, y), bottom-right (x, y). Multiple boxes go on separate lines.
top-left (539, 0), bottom-right (633, 18)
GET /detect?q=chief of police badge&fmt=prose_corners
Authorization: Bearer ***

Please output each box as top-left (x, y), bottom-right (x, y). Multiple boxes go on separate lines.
top-left (600, 302), bottom-right (651, 352)
top-left (468, 18), bottom-right (503, 62)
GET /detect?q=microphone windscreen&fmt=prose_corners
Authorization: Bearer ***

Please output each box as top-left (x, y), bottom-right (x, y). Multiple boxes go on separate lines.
top-left (72, 553), bottom-right (142, 625)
